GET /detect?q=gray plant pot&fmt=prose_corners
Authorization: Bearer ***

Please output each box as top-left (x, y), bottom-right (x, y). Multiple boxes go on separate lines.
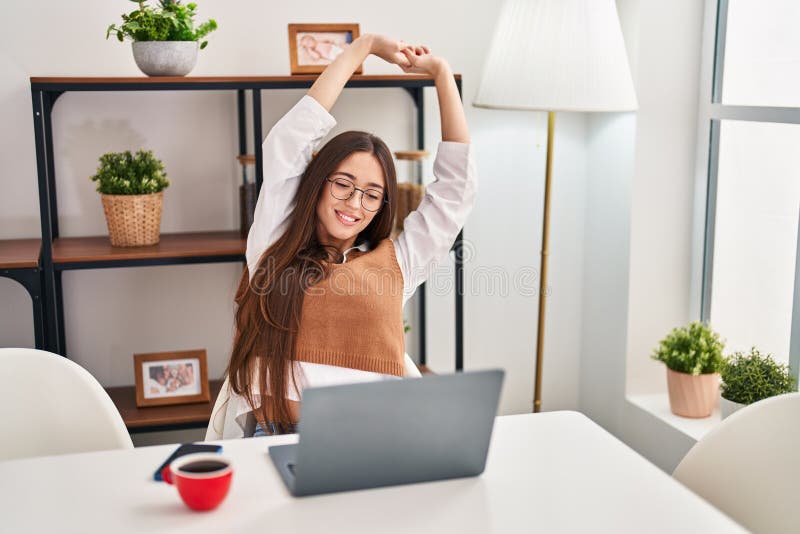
top-left (719, 395), bottom-right (745, 419)
top-left (132, 41), bottom-right (198, 77)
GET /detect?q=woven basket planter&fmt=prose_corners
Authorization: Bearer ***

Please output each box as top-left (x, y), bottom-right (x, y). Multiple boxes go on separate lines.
top-left (100, 192), bottom-right (163, 247)
top-left (239, 182), bottom-right (257, 238)
top-left (666, 368), bottom-right (719, 418)
top-left (393, 183), bottom-right (426, 236)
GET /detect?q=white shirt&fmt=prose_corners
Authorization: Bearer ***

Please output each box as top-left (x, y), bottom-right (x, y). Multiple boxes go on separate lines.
top-left (226, 94), bottom-right (477, 435)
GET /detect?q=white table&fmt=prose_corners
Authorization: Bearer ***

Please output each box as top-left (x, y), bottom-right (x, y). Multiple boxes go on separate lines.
top-left (0, 412), bottom-right (744, 533)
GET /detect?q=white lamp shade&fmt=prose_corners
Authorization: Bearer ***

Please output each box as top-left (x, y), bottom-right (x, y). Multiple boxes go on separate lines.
top-left (474, 0), bottom-right (638, 112)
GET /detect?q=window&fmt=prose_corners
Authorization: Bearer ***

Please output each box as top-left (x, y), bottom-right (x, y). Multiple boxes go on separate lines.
top-left (699, 0), bottom-right (800, 373)
top-left (721, 0), bottom-right (800, 108)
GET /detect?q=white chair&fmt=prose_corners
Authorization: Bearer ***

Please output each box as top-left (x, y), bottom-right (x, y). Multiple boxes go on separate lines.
top-left (673, 392), bottom-right (800, 534)
top-left (206, 353), bottom-right (422, 440)
top-left (0, 348), bottom-right (133, 461)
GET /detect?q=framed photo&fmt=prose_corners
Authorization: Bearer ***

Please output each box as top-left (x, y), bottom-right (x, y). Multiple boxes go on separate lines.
top-left (288, 23), bottom-right (362, 75)
top-left (134, 349), bottom-right (210, 408)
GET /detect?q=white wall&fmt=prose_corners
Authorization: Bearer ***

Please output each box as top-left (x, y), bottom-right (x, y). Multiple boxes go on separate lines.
top-left (623, 0), bottom-right (705, 396)
top-left (579, 0), bottom-right (709, 472)
top-left (0, 0), bottom-right (587, 430)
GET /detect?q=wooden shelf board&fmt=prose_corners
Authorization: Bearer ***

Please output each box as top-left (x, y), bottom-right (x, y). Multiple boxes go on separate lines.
top-left (236, 154), bottom-right (255, 166)
top-left (52, 231), bottom-right (245, 265)
top-left (0, 238), bottom-right (41, 269)
top-left (107, 379), bottom-right (223, 429)
top-left (31, 74), bottom-right (460, 85)
top-left (394, 150), bottom-right (430, 161)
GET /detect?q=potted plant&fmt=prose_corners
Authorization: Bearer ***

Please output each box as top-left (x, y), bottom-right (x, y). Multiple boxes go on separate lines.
top-left (106, 0), bottom-right (218, 76)
top-left (90, 150), bottom-right (170, 247)
top-left (719, 348), bottom-right (797, 419)
top-left (651, 321), bottom-right (725, 418)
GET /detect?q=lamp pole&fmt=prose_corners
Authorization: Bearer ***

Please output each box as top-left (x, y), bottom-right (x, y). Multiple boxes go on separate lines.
top-left (474, 0), bottom-right (638, 414)
top-left (533, 111), bottom-right (556, 412)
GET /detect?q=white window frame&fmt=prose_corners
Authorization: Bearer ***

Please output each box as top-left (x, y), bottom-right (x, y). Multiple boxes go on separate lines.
top-left (691, 0), bottom-right (800, 378)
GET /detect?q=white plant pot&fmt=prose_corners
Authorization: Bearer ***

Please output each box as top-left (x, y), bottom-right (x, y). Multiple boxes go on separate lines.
top-left (719, 395), bottom-right (745, 419)
top-left (132, 41), bottom-right (198, 77)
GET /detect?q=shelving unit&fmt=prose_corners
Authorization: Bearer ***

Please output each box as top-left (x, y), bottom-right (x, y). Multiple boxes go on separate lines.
top-left (106, 379), bottom-right (224, 433)
top-left (0, 238), bottom-right (45, 349)
top-left (51, 231), bottom-right (245, 269)
top-left (30, 75), bottom-right (464, 432)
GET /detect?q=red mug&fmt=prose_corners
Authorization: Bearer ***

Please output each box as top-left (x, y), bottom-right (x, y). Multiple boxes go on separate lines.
top-left (162, 453), bottom-right (233, 511)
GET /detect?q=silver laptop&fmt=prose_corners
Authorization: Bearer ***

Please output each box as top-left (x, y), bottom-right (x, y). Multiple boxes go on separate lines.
top-left (268, 369), bottom-right (504, 497)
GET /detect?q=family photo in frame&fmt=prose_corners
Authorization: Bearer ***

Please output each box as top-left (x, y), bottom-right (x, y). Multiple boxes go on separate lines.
top-left (133, 349), bottom-right (210, 408)
top-left (288, 23), bottom-right (361, 74)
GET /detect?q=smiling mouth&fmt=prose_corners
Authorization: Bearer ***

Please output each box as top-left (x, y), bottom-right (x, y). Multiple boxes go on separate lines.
top-left (335, 209), bottom-right (360, 226)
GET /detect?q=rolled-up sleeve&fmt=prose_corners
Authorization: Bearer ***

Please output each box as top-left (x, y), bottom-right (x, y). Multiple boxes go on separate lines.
top-left (394, 142), bottom-right (477, 304)
top-left (246, 95), bottom-right (336, 277)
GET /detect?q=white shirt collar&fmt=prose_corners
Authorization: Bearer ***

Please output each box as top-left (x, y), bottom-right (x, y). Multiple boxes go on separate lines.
top-left (341, 240), bottom-right (370, 263)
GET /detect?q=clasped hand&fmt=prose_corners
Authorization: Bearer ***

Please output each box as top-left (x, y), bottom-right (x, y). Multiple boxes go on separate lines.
top-left (366, 34), bottom-right (446, 77)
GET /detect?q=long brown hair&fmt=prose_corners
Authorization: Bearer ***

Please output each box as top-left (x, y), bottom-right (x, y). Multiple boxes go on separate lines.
top-left (227, 130), bottom-right (398, 432)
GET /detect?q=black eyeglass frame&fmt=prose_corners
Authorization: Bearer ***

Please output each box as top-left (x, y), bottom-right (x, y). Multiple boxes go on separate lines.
top-left (326, 176), bottom-right (389, 212)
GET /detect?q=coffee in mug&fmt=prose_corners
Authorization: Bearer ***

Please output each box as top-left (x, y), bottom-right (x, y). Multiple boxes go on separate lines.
top-left (180, 460), bottom-right (229, 474)
top-left (162, 453), bottom-right (233, 511)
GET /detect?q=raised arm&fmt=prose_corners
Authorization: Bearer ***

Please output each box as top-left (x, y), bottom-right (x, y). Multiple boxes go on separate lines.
top-left (308, 34), bottom-right (412, 111)
top-left (394, 50), bottom-right (476, 302)
top-left (401, 48), bottom-right (469, 143)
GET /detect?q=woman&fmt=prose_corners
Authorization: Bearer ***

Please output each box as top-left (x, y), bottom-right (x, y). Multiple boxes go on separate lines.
top-left (220, 34), bottom-right (475, 438)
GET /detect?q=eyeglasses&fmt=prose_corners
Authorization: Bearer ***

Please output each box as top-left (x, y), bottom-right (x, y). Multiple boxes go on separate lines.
top-left (326, 177), bottom-right (387, 212)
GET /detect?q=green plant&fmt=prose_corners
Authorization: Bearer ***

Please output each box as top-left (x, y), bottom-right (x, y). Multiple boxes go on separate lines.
top-left (106, 0), bottom-right (218, 49)
top-left (90, 150), bottom-right (170, 195)
top-left (651, 321), bottom-right (725, 375)
top-left (720, 348), bottom-right (797, 404)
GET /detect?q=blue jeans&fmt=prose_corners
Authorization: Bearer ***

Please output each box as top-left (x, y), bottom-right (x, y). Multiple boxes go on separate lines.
top-left (253, 422), bottom-right (298, 437)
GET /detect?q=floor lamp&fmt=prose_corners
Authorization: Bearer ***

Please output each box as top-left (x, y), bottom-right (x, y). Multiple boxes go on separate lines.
top-left (474, 0), bottom-right (638, 412)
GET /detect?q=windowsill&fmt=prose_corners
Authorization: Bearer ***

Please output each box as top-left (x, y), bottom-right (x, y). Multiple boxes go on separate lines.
top-left (626, 393), bottom-right (721, 442)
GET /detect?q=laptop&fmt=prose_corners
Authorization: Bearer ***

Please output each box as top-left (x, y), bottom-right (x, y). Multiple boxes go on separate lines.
top-left (268, 369), bottom-right (504, 497)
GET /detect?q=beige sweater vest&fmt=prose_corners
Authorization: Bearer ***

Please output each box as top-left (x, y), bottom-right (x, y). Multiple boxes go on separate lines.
top-left (294, 239), bottom-right (405, 377)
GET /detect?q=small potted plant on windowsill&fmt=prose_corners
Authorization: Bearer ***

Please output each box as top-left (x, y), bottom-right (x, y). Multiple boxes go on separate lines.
top-left (90, 149), bottom-right (170, 247)
top-left (651, 321), bottom-right (725, 418)
top-left (719, 348), bottom-right (797, 419)
top-left (106, 0), bottom-right (218, 77)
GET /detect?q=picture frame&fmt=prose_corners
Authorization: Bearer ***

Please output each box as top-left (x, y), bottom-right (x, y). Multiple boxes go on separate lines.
top-left (133, 349), bottom-right (210, 408)
top-left (288, 23), bottom-right (362, 75)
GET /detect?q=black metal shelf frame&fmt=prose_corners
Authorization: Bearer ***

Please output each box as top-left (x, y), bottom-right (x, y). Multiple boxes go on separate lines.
top-left (30, 77), bottom-right (464, 371)
top-left (0, 265), bottom-right (46, 349)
